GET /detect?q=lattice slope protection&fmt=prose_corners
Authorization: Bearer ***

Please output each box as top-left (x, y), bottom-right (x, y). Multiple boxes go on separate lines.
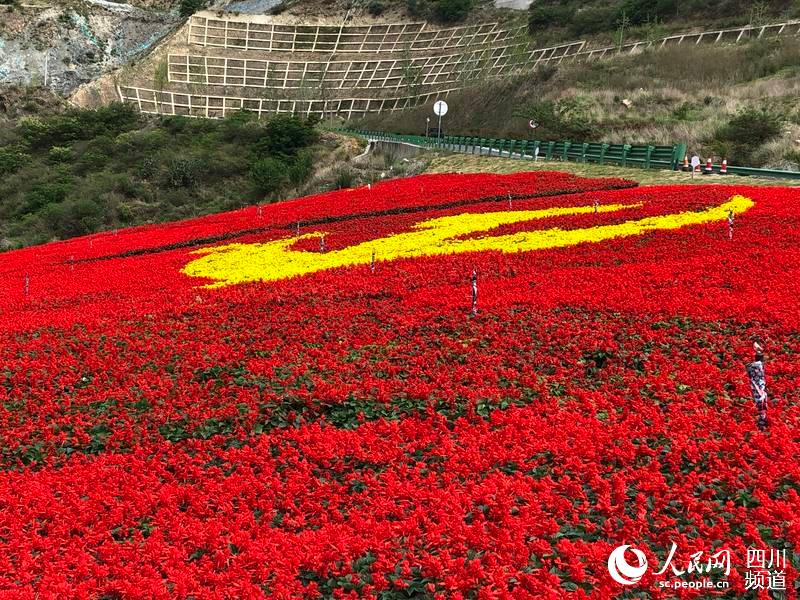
top-left (115, 12), bottom-right (800, 120)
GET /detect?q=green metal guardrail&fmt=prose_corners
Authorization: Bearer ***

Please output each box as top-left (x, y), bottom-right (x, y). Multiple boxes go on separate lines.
top-left (723, 165), bottom-right (800, 180)
top-left (348, 129), bottom-right (684, 171)
top-left (346, 129), bottom-right (800, 180)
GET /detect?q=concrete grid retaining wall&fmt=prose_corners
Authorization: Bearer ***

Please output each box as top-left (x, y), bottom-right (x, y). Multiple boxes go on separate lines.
top-left (117, 15), bottom-right (800, 120)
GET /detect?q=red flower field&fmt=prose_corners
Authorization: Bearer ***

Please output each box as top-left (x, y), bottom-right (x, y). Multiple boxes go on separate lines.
top-left (0, 171), bottom-right (798, 598)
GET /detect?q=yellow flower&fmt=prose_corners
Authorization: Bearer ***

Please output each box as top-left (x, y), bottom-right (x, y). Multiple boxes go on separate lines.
top-left (183, 195), bottom-right (753, 288)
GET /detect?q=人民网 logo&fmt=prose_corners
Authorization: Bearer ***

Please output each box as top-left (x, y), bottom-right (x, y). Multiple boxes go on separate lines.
top-left (608, 545), bottom-right (648, 585)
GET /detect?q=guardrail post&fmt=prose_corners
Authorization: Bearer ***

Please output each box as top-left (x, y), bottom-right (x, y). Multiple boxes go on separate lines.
top-left (546, 142), bottom-right (555, 160)
top-left (673, 142), bottom-right (687, 170)
top-left (600, 143), bottom-right (609, 165)
top-left (508, 139), bottom-right (517, 157)
top-left (563, 141), bottom-right (571, 161)
top-left (581, 142), bottom-right (589, 163)
top-left (622, 144), bottom-right (631, 167)
top-left (645, 145), bottom-right (654, 169)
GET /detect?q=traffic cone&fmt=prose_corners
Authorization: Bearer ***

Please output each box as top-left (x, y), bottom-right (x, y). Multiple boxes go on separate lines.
top-left (720, 159), bottom-right (728, 175)
top-left (703, 157), bottom-right (713, 175)
top-left (682, 155), bottom-right (689, 171)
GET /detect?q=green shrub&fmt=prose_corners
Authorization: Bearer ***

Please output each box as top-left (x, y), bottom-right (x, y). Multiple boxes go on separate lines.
top-left (75, 151), bottom-right (111, 175)
top-left (256, 114), bottom-right (318, 158)
top-left (20, 182), bottom-right (72, 216)
top-left (137, 157), bottom-right (158, 180)
top-left (406, 0), bottom-right (426, 18)
top-left (219, 111), bottom-right (263, 145)
top-left (521, 99), bottom-right (597, 141)
top-left (334, 168), bottom-right (355, 190)
top-left (287, 150), bottom-right (314, 188)
top-left (528, 5), bottom-right (572, 33)
top-left (711, 108), bottom-right (784, 165)
top-left (42, 197), bottom-right (104, 238)
top-left (367, 0), bottom-right (385, 15)
top-left (432, 0), bottom-right (472, 22)
top-left (621, 0), bottom-right (676, 25)
top-left (19, 103), bottom-right (139, 149)
top-left (179, 0), bottom-right (206, 17)
top-left (47, 146), bottom-right (74, 164)
top-left (165, 157), bottom-right (202, 188)
top-left (250, 157), bottom-right (287, 196)
top-left (0, 146), bottom-right (29, 175)
top-left (570, 6), bottom-right (617, 35)
top-left (671, 102), bottom-right (703, 122)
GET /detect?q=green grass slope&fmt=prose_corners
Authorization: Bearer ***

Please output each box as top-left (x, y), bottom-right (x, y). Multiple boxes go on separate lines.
top-left (358, 37), bottom-right (800, 169)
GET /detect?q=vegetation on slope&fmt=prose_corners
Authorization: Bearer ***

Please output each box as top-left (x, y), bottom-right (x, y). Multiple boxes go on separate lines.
top-left (358, 37), bottom-right (800, 168)
top-left (273, 0), bottom-right (799, 27)
top-left (0, 104), bottom-right (325, 249)
top-left (528, 0), bottom-right (800, 41)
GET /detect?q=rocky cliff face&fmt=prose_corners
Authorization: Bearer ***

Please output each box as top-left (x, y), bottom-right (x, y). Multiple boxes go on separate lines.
top-left (0, 1), bottom-right (180, 95)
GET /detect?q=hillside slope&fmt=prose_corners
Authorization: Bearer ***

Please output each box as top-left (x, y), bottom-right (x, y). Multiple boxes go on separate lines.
top-left (359, 36), bottom-right (800, 169)
top-left (6, 0), bottom-right (798, 98)
top-left (0, 105), bottom-right (394, 250)
top-left (0, 1), bottom-right (181, 94)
